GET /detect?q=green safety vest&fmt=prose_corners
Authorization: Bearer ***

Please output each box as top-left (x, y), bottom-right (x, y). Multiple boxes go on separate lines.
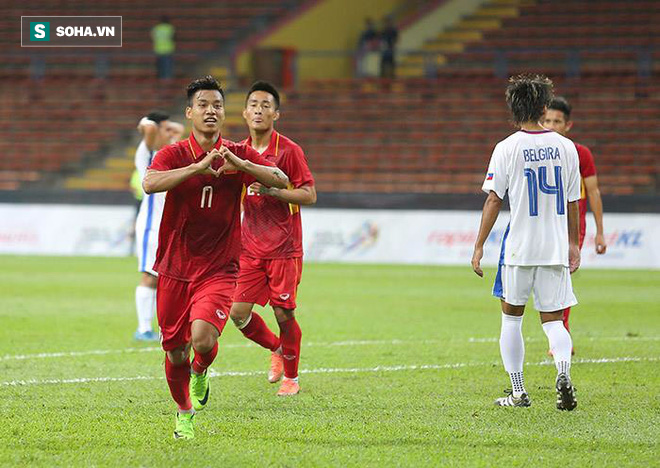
top-left (151, 23), bottom-right (175, 55)
top-left (130, 169), bottom-right (144, 201)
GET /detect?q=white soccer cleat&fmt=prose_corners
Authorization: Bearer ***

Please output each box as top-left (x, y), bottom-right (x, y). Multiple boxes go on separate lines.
top-left (495, 391), bottom-right (531, 407)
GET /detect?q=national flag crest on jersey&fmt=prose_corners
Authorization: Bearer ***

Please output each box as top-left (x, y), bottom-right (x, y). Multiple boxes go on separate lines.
top-left (486, 172), bottom-right (494, 180)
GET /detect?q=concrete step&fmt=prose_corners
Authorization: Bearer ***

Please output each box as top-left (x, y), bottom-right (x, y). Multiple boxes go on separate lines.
top-left (64, 178), bottom-right (129, 190)
top-left (472, 5), bottom-right (519, 18)
top-left (454, 18), bottom-right (502, 30)
top-left (435, 30), bottom-right (483, 41)
top-left (105, 157), bottom-right (134, 169)
top-left (423, 41), bottom-right (466, 53)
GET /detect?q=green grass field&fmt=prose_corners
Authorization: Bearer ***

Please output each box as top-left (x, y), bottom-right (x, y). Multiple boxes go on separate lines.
top-left (0, 256), bottom-right (658, 467)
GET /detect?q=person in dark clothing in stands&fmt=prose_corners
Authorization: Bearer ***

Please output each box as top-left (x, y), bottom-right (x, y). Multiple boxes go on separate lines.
top-left (359, 18), bottom-right (378, 49)
top-left (380, 15), bottom-right (398, 79)
top-left (357, 18), bottom-right (379, 77)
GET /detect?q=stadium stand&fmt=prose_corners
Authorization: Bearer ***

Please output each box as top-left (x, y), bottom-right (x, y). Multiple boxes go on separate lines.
top-left (254, 0), bottom-right (659, 197)
top-left (0, 0), bottom-right (305, 190)
top-left (244, 75), bottom-right (658, 196)
top-left (398, 0), bottom-right (658, 77)
top-left (0, 0), bottom-right (657, 201)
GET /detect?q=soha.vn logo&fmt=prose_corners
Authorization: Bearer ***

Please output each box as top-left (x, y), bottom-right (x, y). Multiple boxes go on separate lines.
top-left (30, 22), bottom-right (116, 41)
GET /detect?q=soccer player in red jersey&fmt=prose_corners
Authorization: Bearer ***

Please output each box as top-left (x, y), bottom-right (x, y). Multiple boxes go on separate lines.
top-left (543, 96), bottom-right (607, 344)
top-left (229, 81), bottom-right (316, 397)
top-left (142, 76), bottom-right (289, 439)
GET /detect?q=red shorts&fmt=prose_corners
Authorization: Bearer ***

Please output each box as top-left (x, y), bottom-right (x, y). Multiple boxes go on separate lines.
top-left (156, 274), bottom-right (235, 351)
top-left (234, 256), bottom-right (303, 309)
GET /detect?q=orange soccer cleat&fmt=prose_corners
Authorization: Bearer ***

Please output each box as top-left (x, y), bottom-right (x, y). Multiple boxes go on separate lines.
top-left (277, 378), bottom-right (300, 396)
top-left (268, 351), bottom-right (284, 383)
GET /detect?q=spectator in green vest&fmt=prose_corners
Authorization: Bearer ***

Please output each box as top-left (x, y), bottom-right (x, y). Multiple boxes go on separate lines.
top-left (151, 16), bottom-right (176, 79)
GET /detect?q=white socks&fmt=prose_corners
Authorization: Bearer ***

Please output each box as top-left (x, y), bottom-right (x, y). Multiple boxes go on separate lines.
top-left (135, 286), bottom-right (156, 333)
top-left (543, 320), bottom-right (572, 377)
top-left (500, 313), bottom-right (527, 396)
top-left (499, 315), bottom-right (573, 397)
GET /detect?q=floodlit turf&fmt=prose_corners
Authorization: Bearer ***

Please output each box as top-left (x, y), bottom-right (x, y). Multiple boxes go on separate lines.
top-left (0, 256), bottom-right (658, 467)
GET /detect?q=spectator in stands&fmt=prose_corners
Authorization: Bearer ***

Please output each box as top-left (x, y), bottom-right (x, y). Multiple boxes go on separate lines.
top-left (359, 18), bottom-right (379, 49)
top-left (380, 15), bottom-right (398, 79)
top-left (151, 16), bottom-right (176, 79)
top-left (357, 18), bottom-right (380, 77)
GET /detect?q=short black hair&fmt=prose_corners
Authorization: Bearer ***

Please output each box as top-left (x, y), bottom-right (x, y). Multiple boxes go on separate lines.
top-left (146, 110), bottom-right (169, 125)
top-left (186, 75), bottom-right (225, 106)
top-left (505, 74), bottom-right (554, 126)
top-left (548, 96), bottom-right (572, 121)
top-left (246, 80), bottom-right (280, 109)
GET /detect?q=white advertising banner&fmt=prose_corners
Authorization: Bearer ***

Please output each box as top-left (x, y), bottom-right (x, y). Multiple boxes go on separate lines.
top-left (0, 204), bottom-right (658, 269)
top-left (301, 209), bottom-right (660, 269)
top-left (0, 203), bottom-right (135, 256)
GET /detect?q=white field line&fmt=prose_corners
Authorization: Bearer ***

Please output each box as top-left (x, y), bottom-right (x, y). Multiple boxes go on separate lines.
top-left (1, 356), bottom-right (658, 387)
top-left (0, 336), bottom-right (658, 362)
top-left (467, 336), bottom-right (660, 343)
top-left (0, 340), bottom-right (420, 362)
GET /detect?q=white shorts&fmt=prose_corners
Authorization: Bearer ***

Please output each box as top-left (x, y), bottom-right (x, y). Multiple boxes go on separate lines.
top-left (493, 265), bottom-right (577, 312)
top-left (135, 225), bottom-right (158, 276)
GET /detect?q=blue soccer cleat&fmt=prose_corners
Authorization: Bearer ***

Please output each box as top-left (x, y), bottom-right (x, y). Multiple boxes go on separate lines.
top-left (134, 330), bottom-right (159, 341)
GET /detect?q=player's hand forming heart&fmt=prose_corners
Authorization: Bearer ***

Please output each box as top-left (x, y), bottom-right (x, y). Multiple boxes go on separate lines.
top-left (218, 146), bottom-right (247, 173)
top-left (194, 149), bottom-right (221, 177)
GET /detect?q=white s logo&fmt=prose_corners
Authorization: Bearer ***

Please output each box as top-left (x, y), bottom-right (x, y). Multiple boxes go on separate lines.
top-left (35, 24), bottom-right (46, 39)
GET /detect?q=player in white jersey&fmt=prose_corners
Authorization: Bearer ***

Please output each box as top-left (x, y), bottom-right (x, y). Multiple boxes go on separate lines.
top-left (134, 111), bottom-right (184, 340)
top-left (471, 74), bottom-right (580, 411)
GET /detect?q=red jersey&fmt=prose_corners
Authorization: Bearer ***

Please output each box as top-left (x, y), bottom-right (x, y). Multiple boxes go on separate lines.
top-left (149, 133), bottom-right (272, 282)
top-left (576, 142), bottom-right (597, 245)
top-left (241, 131), bottom-right (314, 259)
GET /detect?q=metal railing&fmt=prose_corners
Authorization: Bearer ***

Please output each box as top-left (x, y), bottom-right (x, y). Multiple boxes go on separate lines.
top-left (1, 46), bottom-right (656, 81)
top-left (293, 46), bottom-right (656, 81)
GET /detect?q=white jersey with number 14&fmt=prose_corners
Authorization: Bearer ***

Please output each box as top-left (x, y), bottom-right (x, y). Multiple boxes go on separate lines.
top-left (482, 129), bottom-right (580, 266)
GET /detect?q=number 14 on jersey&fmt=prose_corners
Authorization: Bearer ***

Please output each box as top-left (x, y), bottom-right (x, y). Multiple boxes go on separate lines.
top-left (523, 166), bottom-right (564, 217)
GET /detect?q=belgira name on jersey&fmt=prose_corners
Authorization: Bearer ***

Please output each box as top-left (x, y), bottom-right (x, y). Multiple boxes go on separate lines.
top-left (522, 147), bottom-right (561, 162)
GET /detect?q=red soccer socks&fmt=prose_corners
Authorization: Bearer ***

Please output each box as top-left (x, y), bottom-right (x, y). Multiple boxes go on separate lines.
top-left (192, 341), bottom-right (218, 375)
top-left (165, 355), bottom-right (192, 411)
top-left (278, 317), bottom-right (302, 379)
top-left (240, 312), bottom-right (281, 352)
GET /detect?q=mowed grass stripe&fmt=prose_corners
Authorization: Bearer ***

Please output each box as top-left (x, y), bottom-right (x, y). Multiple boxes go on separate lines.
top-left (2, 355), bottom-right (657, 387)
top-left (1, 336), bottom-right (658, 362)
top-left (1, 257), bottom-right (659, 467)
